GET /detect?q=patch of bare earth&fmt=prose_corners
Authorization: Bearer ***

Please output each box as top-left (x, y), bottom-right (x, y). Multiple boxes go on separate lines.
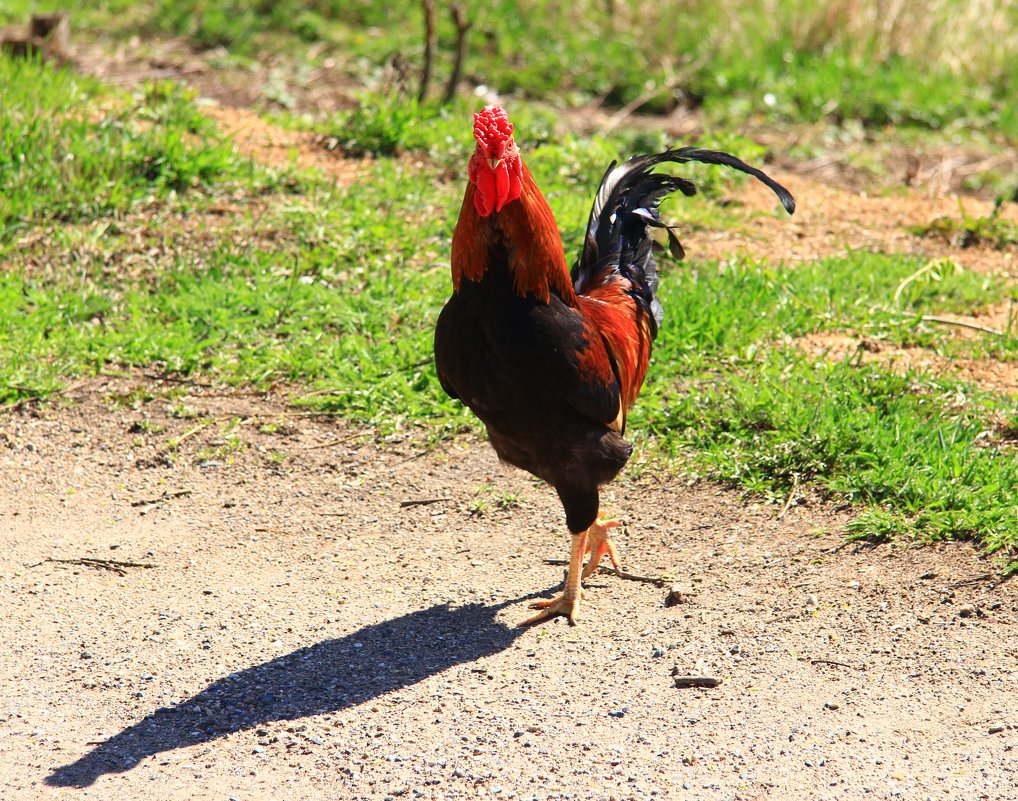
top-left (203, 106), bottom-right (361, 186)
top-left (1, 387), bottom-right (1016, 801)
top-left (73, 37), bottom-right (359, 116)
top-left (796, 331), bottom-right (1018, 397)
top-left (702, 172), bottom-right (1018, 276)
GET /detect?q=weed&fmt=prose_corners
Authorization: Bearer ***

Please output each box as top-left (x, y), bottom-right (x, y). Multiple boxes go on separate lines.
top-left (496, 492), bottom-right (522, 510)
top-left (128, 420), bottom-right (165, 434)
top-left (194, 435), bottom-right (245, 461)
top-left (167, 403), bottom-right (199, 419)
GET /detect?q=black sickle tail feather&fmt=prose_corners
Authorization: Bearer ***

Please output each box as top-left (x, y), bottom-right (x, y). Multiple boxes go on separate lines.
top-left (571, 146), bottom-right (795, 338)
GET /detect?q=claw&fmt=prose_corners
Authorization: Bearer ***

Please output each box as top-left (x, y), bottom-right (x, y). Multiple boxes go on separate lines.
top-left (582, 518), bottom-right (623, 578)
top-left (521, 593), bottom-right (582, 626)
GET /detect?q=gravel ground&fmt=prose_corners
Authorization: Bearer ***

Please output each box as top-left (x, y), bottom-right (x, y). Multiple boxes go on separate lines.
top-left (1, 387), bottom-right (1015, 801)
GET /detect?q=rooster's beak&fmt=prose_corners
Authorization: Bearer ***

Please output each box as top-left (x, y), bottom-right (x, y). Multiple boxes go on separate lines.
top-left (487, 157), bottom-right (503, 170)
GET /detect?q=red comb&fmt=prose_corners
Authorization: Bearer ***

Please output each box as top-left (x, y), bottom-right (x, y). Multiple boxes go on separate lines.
top-left (473, 105), bottom-right (514, 148)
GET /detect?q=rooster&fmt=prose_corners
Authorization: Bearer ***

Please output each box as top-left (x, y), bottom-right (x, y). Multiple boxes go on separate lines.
top-left (434, 106), bottom-right (794, 624)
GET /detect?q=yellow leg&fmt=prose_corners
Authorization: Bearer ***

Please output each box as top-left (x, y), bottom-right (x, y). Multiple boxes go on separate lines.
top-left (521, 529), bottom-right (588, 626)
top-left (582, 518), bottom-right (622, 579)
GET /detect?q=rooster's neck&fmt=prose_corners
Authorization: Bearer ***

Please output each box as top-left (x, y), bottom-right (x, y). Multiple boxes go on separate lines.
top-left (451, 164), bottom-right (576, 304)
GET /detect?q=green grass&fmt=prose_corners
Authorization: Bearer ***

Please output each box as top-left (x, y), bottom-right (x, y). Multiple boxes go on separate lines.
top-left (0, 156), bottom-right (464, 427)
top-left (0, 57), bottom-right (279, 237)
top-left (634, 259), bottom-right (1018, 561)
top-left (3, 144), bottom-right (1017, 563)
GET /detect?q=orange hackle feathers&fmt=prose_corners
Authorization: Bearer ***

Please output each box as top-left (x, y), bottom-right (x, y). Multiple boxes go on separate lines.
top-left (578, 289), bottom-right (654, 429)
top-left (452, 163), bottom-right (575, 304)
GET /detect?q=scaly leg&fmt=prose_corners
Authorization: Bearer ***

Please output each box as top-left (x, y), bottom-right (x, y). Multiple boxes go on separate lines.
top-left (582, 518), bottom-right (622, 578)
top-left (521, 529), bottom-right (588, 626)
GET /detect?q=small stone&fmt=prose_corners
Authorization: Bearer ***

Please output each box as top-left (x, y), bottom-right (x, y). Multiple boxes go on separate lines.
top-left (80, 651), bottom-right (92, 660)
top-left (666, 584), bottom-right (695, 606)
top-left (824, 702), bottom-right (840, 711)
top-left (958, 604), bottom-right (976, 618)
top-left (989, 725), bottom-right (1006, 734)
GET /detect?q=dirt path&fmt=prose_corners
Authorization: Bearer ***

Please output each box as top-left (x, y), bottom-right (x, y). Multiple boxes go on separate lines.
top-left (2, 388), bottom-right (1015, 801)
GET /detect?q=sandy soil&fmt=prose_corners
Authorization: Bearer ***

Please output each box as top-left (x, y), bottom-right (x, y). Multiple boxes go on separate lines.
top-left (1, 386), bottom-right (1016, 801)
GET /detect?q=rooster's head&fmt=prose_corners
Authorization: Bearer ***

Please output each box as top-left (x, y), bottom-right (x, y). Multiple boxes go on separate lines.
top-left (468, 105), bottom-right (523, 217)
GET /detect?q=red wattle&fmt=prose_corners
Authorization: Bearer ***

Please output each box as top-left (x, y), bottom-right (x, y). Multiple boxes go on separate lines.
top-left (473, 167), bottom-right (496, 216)
top-left (493, 161), bottom-right (510, 211)
top-left (469, 150), bottom-right (523, 217)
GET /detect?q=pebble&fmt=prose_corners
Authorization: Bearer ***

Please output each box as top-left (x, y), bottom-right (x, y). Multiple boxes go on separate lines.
top-left (958, 604), bottom-right (976, 618)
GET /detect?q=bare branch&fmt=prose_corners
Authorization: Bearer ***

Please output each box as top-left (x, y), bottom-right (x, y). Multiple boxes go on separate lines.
top-left (419, 0), bottom-right (436, 102)
top-left (443, 4), bottom-right (472, 105)
top-left (28, 558), bottom-right (157, 576)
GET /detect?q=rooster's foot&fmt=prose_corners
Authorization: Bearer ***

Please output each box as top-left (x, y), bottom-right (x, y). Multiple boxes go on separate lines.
top-left (521, 591), bottom-right (583, 626)
top-left (582, 518), bottom-right (623, 578)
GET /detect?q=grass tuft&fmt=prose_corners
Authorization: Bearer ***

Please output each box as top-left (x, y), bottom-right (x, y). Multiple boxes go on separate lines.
top-left (0, 56), bottom-right (276, 236)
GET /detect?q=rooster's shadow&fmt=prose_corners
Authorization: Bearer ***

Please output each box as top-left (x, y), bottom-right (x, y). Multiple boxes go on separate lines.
top-left (47, 598), bottom-right (532, 788)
